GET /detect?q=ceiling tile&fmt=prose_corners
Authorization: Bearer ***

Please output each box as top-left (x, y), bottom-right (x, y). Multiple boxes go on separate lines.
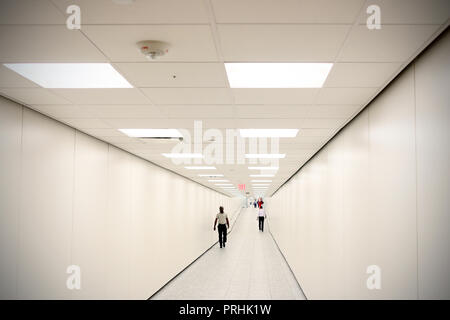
top-left (82, 25), bottom-right (219, 62)
top-left (76, 104), bottom-right (165, 118)
top-left (0, 88), bottom-right (71, 105)
top-left (212, 0), bottom-right (364, 23)
top-left (52, 0), bottom-right (209, 24)
top-left (232, 88), bottom-right (318, 104)
top-left (338, 25), bottom-right (440, 62)
top-left (0, 0), bottom-right (65, 25)
top-left (115, 63), bottom-right (228, 87)
top-left (165, 105), bottom-right (234, 118)
top-left (51, 88), bottom-right (151, 104)
top-left (300, 118), bottom-right (347, 128)
top-left (357, 0), bottom-right (450, 24)
top-left (235, 105), bottom-right (310, 118)
top-left (0, 26), bottom-right (107, 62)
top-left (30, 104), bottom-right (90, 118)
top-left (308, 104), bottom-right (361, 118)
top-left (60, 118), bottom-right (111, 129)
top-left (0, 64), bottom-right (38, 87)
top-left (142, 88), bottom-right (232, 104)
top-left (218, 24), bottom-right (350, 62)
top-left (316, 87), bottom-right (378, 105)
top-left (324, 62), bottom-right (402, 87)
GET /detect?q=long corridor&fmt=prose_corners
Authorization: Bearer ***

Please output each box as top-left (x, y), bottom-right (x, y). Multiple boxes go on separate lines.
top-left (151, 208), bottom-right (306, 300)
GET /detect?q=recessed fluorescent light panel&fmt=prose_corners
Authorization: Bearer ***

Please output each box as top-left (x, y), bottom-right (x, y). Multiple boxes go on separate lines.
top-left (245, 154), bottom-right (285, 159)
top-left (240, 129), bottom-right (299, 138)
top-left (215, 184), bottom-right (233, 186)
top-left (162, 153), bottom-right (203, 159)
top-left (4, 63), bottom-right (132, 88)
top-left (119, 129), bottom-right (182, 138)
top-left (185, 166), bottom-right (216, 170)
top-left (208, 179), bottom-right (228, 182)
top-left (225, 63), bottom-right (333, 88)
top-left (251, 180), bottom-right (272, 183)
top-left (248, 166), bottom-right (279, 170)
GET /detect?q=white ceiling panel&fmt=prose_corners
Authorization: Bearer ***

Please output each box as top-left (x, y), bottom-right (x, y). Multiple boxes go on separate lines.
top-left (212, 0), bottom-right (364, 24)
top-left (82, 25), bottom-right (219, 62)
top-left (308, 104), bottom-right (361, 118)
top-left (52, 0), bottom-right (210, 24)
top-left (142, 88), bottom-right (232, 105)
top-left (60, 118), bottom-right (111, 129)
top-left (218, 24), bottom-right (350, 62)
top-left (51, 88), bottom-right (151, 104)
top-left (300, 118), bottom-right (347, 129)
top-left (115, 62), bottom-right (228, 87)
top-left (324, 63), bottom-right (402, 87)
top-left (232, 88), bottom-right (318, 104)
top-left (235, 105), bottom-right (310, 118)
top-left (165, 105), bottom-right (234, 118)
top-left (316, 87), bottom-right (378, 105)
top-left (357, 0), bottom-right (450, 24)
top-left (0, 88), bottom-right (71, 105)
top-left (0, 64), bottom-right (38, 87)
top-left (0, 0), bottom-right (65, 25)
top-left (0, 26), bottom-right (106, 62)
top-left (30, 104), bottom-right (91, 118)
top-left (338, 25), bottom-right (441, 62)
top-left (76, 104), bottom-right (165, 119)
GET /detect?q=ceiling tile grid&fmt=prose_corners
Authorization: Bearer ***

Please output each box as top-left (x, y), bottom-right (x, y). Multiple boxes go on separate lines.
top-left (0, 0), bottom-right (448, 197)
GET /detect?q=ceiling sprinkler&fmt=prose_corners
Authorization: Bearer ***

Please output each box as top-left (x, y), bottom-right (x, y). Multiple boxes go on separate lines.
top-left (137, 40), bottom-right (170, 60)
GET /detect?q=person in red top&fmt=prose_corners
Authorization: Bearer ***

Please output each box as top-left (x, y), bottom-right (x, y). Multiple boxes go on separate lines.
top-left (257, 198), bottom-right (264, 209)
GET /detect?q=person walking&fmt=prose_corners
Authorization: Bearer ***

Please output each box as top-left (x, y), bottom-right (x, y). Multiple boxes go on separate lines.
top-left (257, 197), bottom-right (264, 209)
top-left (213, 206), bottom-right (230, 248)
top-left (257, 205), bottom-right (266, 232)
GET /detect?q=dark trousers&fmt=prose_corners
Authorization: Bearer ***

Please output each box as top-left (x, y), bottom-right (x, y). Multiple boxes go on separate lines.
top-left (258, 217), bottom-right (265, 231)
top-left (218, 224), bottom-right (227, 247)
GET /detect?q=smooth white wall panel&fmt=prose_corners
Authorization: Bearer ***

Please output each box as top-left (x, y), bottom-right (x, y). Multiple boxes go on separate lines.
top-left (105, 146), bottom-right (132, 299)
top-left (0, 97), bottom-right (241, 299)
top-left (71, 131), bottom-right (109, 299)
top-left (269, 30), bottom-right (449, 299)
top-left (18, 109), bottom-right (74, 299)
top-left (368, 67), bottom-right (417, 299)
top-left (0, 98), bottom-right (21, 299)
top-left (415, 31), bottom-right (450, 299)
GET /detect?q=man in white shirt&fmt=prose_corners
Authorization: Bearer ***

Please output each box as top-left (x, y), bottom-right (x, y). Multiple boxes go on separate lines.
top-left (257, 206), bottom-right (267, 232)
top-left (214, 206), bottom-right (230, 248)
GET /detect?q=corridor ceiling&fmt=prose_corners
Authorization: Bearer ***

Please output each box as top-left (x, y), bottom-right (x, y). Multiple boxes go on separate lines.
top-left (0, 0), bottom-right (449, 197)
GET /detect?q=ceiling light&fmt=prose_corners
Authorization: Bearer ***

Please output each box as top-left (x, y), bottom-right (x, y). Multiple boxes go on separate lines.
top-left (215, 183), bottom-right (233, 186)
top-left (248, 166), bottom-right (279, 170)
top-left (120, 129), bottom-right (182, 138)
top-left (245, 154), bottom-right (285, 159)
top-left (198, 174), bottom-right (224, 177)
top-left (250, 174), bottom-right (275, 178)
top-left (4, 63), bottom-right (132, 88)
top-left (208, 179), bottom-right (228, 182)
top-left (239, 129), bottom-right (299, 138)
top-left (162, 153), bottom-right (203, 159)
top-left (251, 180), bottom-right (272, 183)
top-left (252, 184), bottom-right (270, 186)
top-left (225, 63), bottom-right (333, 88)
top-left (185, 166), bottom-right (216, 170)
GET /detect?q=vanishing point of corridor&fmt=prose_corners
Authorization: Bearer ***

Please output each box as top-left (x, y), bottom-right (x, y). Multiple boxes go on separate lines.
top-left (152, 208), bottom-right (306, 300)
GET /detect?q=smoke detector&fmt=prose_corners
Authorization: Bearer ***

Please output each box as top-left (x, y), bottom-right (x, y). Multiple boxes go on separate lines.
top-left (137, 40), bottom-right (170, 60)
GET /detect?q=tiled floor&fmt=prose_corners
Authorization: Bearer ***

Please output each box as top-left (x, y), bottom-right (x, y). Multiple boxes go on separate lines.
top-left (151, 208), bottom-right (306, 300)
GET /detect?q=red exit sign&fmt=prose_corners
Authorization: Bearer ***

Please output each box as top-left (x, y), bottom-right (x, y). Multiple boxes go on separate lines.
top-left (238, 184), bottom-right (246, 191)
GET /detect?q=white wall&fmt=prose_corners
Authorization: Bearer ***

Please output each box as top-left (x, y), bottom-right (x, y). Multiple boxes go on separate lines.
top-left (268, 30), bottom-right (450, 300)
top-left (0, 99), bottom-right (241, 299)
